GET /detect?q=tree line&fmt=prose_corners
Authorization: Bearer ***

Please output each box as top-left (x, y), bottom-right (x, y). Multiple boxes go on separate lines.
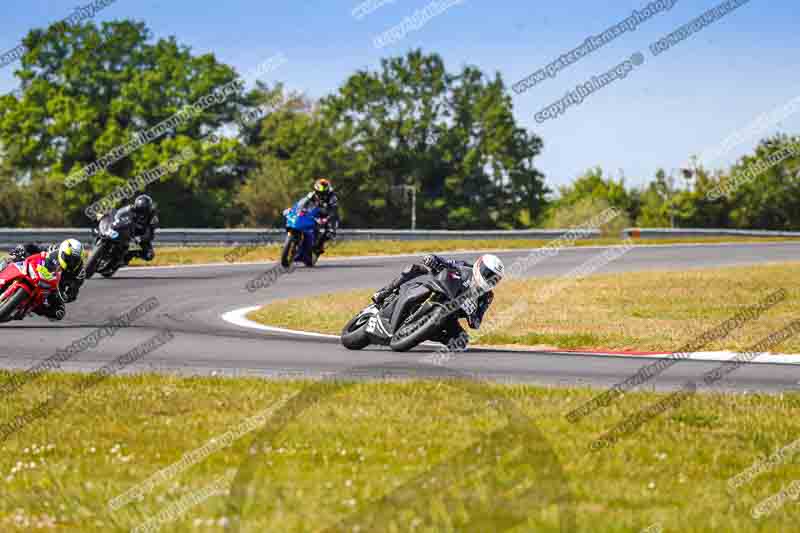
top-left (0, 19), bottom-right (797, 231)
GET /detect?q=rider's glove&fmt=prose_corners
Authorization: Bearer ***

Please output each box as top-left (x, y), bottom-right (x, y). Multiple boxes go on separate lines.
top-left (422, 254), bottom-right (440, 271)
top-left (372, 288), bottom-right (392, 306)
top-left (9, 245), bottom-right (26, 262)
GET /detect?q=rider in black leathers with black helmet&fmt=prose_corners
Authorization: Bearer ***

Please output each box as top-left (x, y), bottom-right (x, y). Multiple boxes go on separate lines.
top-left (114, 194), bottom-right (159, 264)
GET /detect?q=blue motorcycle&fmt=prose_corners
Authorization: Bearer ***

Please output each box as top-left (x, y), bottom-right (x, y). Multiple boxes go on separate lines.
top-left (281, 202), bottom-right (322, 268)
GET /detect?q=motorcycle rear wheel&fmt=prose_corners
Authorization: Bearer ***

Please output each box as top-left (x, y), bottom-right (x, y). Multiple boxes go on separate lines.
top-left (341, 312), bottom-right (372, 350)
top-left (389, 305), bottom-right (445, 352)
top-left (0, 287), bottom-right (29, 323)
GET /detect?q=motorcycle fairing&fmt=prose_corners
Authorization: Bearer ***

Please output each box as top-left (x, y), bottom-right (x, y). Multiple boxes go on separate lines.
top-left (285, 202), bottom-right (321, 264)
top-left (389, 283), bottom-right (432, 334)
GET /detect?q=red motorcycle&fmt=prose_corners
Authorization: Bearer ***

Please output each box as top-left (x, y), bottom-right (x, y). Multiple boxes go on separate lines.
top-left (0, 255), bottom-right (62, 323)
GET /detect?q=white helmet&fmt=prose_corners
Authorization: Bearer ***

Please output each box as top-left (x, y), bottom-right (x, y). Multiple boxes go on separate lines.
top-left (472, 254), bottom-right (505, 292)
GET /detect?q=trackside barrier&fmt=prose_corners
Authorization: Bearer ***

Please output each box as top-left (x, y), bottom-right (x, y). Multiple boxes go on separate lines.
top-left (0, 228), bottom-right (601, 248)
top-left (622, 228), bottom-right (800, 239)
top-left (0, 228), bottom-right (797, 249)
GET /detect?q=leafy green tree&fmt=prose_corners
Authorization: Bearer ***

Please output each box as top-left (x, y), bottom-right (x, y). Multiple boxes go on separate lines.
top-left (0, 160), bottom-right (28, 226)
top-left (318, 50), bottom-right (548, 228)
top-left (545, 196), bottom-right (631, 237)
top-left (238, 89), bottom-right (358, 226)
top-left (0, 20), bottom-right (252, 227)
top-left (235, 155), bottom-right (299, 226)
top-left (726, 135), bottom-right (800, 230)
top-left (636, 185), bottom-right (670, 227)
top-left (546, 167), bottom-right (637, 226)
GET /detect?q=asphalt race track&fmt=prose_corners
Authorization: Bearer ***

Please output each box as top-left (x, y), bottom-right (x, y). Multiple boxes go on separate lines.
top-left (2, 242), bottom-right (800, 393)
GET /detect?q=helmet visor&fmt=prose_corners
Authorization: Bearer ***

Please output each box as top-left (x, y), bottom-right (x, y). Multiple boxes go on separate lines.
top-left (60, 252), bottom-right (81, 272)
top-left (478, 262), bottom-right (500, 287)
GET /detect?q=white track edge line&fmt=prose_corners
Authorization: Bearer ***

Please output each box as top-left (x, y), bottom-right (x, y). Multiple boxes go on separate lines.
top-left (221, 306), bottom-right (800, 364)
top-left (221, 306), bottom-right (340, 340)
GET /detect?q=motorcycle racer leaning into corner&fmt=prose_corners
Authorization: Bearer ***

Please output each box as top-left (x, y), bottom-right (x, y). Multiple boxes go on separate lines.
top-left (371, 253), bottom-right (505, 351)
top-left (0, 239), bottom-right (86, 321)
top-left (114, 194), bottom-right (160, 264)
top-left (295, 178), bottom-right (339, 254)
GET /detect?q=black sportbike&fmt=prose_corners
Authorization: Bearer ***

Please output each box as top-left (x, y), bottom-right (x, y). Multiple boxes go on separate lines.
top-left (85, 211), bottom-right (143, 279)
top-left (341, 266), bottom-right (475, 352)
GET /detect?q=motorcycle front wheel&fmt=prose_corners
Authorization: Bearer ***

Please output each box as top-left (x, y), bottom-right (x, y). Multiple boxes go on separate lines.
top-left (341, 311), bottom-right (372, 350)
top-left (85, 241), bottom-right (108, 279)
top-left (389, 305), bottom-right (445, 352)
top-left (281, 232), bottom-right (300, 269)
top-left (0, 287), bottom-right (29, 323)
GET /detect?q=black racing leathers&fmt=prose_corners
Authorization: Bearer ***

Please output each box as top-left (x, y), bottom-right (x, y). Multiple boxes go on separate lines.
top-left (114, 205), bottom-right (159, 263)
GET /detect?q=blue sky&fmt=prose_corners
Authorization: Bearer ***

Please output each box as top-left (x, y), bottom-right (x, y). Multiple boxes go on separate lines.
top-left (1, 0), bottom-right (797, 191)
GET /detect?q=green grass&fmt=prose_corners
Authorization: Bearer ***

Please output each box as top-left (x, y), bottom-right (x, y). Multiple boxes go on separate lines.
top-left (2, 372), bottom-right (800, 531)
top-left (129, 236), bottom-right (799, 267)
top-left (248, 262), bottom-right (800, 353)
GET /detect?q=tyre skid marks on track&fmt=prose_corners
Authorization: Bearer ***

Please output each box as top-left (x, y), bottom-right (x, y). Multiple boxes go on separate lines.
top-left (221, 306), bottom-right (800, 365)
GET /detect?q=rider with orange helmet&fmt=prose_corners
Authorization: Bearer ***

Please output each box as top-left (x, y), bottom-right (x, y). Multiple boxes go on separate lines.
top-left (297, 178), bottom-right (340, 253)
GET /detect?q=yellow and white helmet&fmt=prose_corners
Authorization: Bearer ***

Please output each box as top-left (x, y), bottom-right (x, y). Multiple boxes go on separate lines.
top-left (57, 239), bottom-right (84, 272)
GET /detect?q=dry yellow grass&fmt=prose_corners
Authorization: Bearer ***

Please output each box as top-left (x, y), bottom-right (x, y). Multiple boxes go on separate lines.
top-left (129, 236), bottom-right (799, 267)
top-left (248, 262), bottom-right (800, 352)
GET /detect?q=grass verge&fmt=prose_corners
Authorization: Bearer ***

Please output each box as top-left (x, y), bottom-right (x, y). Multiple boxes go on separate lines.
top-left (1, 373), bottom-right (799, 531)
top-left (247, 262), bottom-right (800, 353)
top-left (129, 236), bottom-right (799, 267)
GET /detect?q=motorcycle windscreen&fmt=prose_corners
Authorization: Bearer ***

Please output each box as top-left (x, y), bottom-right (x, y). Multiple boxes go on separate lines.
top-left (99, 217), bottom-right (113, 234)
top-left (293, 214), bottom-right (317, 231)
top-left (390, 284), bottom-right (432, 334)
top-left (434, 269), bottom-right (470, 300)
top-left (0, 262), bottom-right (23, 284)
top-left (111, 218), bottom-right (132, 240)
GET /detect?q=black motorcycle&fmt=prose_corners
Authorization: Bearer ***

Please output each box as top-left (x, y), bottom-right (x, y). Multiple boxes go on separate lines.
top-left (85, 211), bottom-right (141, 279)
top-left (341, 266), bottom-right (474, 352)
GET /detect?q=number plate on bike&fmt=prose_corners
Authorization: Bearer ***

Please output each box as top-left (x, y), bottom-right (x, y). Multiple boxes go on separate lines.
top-left (461, 298), bottom-right (478, 315)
